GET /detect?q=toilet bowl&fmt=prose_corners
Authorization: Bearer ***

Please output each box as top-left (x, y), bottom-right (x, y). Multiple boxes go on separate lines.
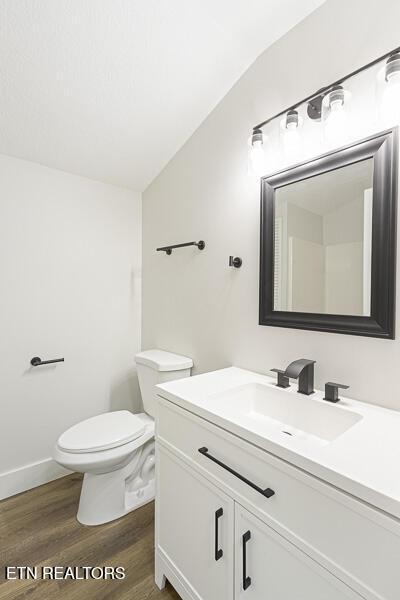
top-left (53, 349), bottom-right (192, 525)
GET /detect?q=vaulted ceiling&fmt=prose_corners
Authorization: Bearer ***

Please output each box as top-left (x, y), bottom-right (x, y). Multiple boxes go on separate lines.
top-left (0, 0), bottom-right (325, 190)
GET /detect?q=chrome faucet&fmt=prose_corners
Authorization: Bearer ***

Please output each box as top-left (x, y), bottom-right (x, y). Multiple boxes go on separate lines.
top-left (272, 358), bottom-right (316, 395)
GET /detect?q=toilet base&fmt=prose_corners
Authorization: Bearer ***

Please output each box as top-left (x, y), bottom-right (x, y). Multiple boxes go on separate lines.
top-left (77, 439), bottom-right (155, 526)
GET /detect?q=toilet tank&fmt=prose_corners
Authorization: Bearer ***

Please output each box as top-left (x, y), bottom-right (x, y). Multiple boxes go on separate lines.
top-left (135, 349), bottom-right (193, 418)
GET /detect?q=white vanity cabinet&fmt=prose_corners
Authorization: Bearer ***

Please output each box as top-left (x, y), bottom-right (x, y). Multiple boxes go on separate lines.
top-left (155, 395), bottom-right (400, 600)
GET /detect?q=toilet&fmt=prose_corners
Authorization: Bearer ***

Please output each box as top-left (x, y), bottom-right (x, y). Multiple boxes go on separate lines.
top-left (53, 349), bottom-right (192, 525)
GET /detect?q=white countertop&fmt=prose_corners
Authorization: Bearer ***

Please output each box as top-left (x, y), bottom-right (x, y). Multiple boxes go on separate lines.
top-left (156, 366), bottom-right (400, 520)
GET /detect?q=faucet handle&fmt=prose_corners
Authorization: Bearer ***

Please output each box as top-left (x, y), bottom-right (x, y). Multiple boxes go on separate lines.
top-left (324, 382), bottom-right (349, 403)
top-left (271, 368), bottom-right (290, 389)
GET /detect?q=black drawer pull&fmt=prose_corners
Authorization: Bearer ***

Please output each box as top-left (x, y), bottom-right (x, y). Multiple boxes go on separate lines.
top-left (198, 447), bottom-right (275, 499)
top-left (214, 508), bottom-right (223, 561)
top-left (242, 530), bottom-right (251, 590)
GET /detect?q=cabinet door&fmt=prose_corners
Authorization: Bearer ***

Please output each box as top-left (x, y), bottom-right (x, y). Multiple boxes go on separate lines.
top-left (157, 445), bottom-right (234, 600)
top-left (235, 505), bottom-right (363, 600)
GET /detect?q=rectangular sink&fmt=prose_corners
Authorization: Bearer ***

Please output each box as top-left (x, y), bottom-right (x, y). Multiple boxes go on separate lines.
top-left (207, 382), bottom-right (362, 446)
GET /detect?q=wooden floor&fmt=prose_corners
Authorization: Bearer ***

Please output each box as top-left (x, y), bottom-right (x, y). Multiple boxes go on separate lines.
top-left (0, 473), bottom-right (180, 600)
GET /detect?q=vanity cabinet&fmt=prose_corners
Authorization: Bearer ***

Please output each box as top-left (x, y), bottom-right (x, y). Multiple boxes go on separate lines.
top-left (157, 445), bottom-right (359, 600)
top-left (156, 396), bottom-right (400, 600)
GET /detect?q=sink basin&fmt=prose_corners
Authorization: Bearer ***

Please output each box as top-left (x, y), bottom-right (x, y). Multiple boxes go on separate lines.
top-left (207, 382), bottom-right (362, 446)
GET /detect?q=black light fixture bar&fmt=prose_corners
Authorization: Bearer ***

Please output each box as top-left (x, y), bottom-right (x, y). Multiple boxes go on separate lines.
top-left (253, 44), bottom-right (400, 132)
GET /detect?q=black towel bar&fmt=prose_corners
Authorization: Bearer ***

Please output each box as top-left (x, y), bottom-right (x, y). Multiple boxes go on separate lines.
top-left (156, 240), bottom-right (205, 255)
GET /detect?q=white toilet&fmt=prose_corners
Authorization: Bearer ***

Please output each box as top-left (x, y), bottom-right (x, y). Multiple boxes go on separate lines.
top-left (53, 349), bottom-right (192, 526)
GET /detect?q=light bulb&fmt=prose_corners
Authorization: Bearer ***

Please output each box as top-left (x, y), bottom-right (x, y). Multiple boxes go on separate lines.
top-left (381, 53), bottom-right (400, 125)
top-left (248, 129), bottom-right (266, 176)
top-left (285, 110), bottom-right (299, 130)
top-left (280, 110), bottom-right (302, 157)
top-left (322, 85), bottom-right (350, 144)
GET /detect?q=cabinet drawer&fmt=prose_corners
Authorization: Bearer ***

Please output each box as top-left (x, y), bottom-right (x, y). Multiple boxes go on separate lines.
top-left (157, 396), bottom-right (400, 600)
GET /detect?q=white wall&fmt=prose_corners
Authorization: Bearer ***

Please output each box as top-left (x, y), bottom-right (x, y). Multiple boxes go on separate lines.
top-left (325, 242), bottom-right (363, 315)
top-left (285, 204), bottom-right (324, 312)
top-left (0, 155), bottom-right (141, 497)
top-left (324, 198), bottom-right (365, 315)
top-left (143, 0), bottom-right (400, 411)
top-left (289, 238), bottom-right (325, 313)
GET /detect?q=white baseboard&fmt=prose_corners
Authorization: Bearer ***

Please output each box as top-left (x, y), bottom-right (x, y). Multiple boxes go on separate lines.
top-left (0, 458), bottom-right (71, 500)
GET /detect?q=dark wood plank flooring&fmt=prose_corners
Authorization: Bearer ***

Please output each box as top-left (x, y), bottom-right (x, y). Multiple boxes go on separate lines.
top-left (0, 473), bottom-right (180, 599)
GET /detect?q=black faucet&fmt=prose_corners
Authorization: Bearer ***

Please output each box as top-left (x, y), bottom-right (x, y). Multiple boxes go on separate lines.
top-left (283, 358), bottom-right (316, 395)
top-left (324, 382), bottom-right (349, 403)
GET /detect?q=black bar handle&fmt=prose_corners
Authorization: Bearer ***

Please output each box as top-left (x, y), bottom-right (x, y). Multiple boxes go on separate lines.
top-left (242, 530), bottom-right (251, 590)
top-left (30, 356), bottom-right (64, 367)
top-left (198, 447), bottom-right (275, 499)
top-left (214, 508), bottom-right (223, 561)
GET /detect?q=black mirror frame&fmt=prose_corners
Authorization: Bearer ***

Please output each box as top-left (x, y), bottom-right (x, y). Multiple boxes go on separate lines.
top-left (259, 128), bottom-right (398, 339)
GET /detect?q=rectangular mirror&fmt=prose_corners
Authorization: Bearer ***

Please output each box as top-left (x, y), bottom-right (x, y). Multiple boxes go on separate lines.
top-left (274, 158), bottom-right (374, 316)
top-left (260, 129), bottom-right (398, 338)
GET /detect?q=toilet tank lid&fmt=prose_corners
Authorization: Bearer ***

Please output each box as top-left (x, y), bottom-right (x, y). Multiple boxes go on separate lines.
top-left (135, 349), bottom-right (193, 371)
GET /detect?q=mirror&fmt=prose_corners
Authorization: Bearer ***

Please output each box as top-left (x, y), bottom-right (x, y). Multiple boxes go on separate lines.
top-left (274, 159), bottom-right (373, 316)
top-left (260, 129), bottom-right (398, 338)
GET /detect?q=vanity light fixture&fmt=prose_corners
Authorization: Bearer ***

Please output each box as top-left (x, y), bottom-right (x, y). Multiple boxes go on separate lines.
top-left (250, 44), bottom-right (400, 174)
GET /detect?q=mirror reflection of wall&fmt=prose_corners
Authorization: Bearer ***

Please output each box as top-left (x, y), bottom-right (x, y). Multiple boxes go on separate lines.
top-left (274, 158), bottom-right (373, 316)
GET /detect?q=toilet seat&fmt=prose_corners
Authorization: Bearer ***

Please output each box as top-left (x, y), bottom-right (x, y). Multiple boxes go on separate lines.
top-left (57, 410), bottom-right (146, 453)
top-left (54, 414), bottom-right (154, 475)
